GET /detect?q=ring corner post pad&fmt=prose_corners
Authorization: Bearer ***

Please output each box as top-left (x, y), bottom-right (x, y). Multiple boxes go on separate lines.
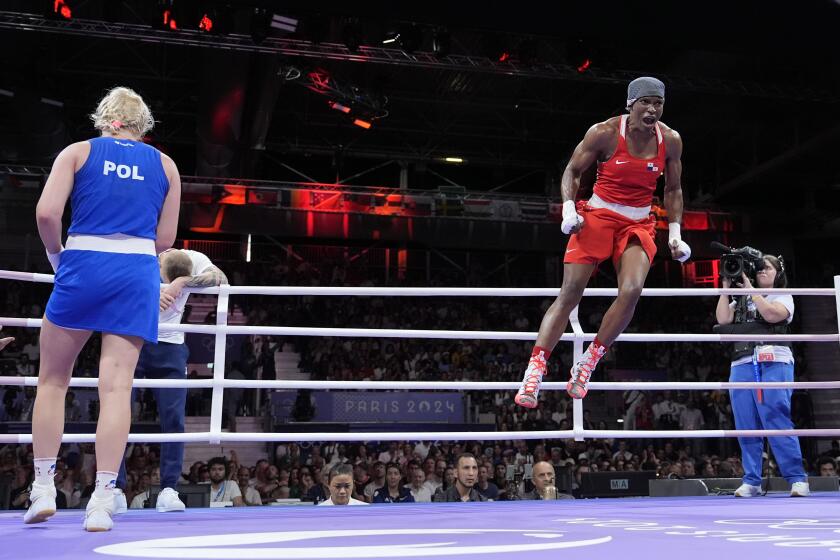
top-left (209, 284), bottom-right (231, 445)
top-left (834, 275), bottom-right (840, 348)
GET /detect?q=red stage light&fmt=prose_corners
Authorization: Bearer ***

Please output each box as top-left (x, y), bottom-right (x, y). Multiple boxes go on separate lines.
top-left (577, 58), bottom-right (592, 73)
top-left (199, 14), bottom-right (213, 32)
top-left (498, 52), bottom-right (510, 62)
top-left (162, 9), bottom-right (177, 30)
top-left (54, 0), bottom-right (71, 19)
top-left (353, 119), bottom-right (372, 129)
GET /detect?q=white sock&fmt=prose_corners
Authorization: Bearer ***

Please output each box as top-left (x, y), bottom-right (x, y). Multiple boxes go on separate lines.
top-left (34, 458), bottom-right (57, 486)
top-left (93, 471), bottom-right (118, 499)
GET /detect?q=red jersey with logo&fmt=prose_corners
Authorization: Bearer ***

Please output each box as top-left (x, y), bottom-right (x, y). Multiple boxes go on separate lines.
top-left (592, 115), bottom-right (666, 207)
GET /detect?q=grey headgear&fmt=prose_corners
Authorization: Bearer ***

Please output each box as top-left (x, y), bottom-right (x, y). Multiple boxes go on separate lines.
top-left (626, 77), bottom-right (665, 109)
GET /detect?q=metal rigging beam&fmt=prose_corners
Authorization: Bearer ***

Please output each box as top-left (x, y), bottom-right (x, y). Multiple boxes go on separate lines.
top-left (1, 11), bottom-right (837, 102)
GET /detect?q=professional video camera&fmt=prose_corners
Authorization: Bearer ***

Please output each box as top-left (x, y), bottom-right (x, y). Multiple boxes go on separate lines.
top-left (711, 242), bottom-right (765, 285)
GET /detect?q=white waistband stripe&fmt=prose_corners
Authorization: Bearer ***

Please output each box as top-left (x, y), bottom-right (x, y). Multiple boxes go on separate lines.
top-left (65, 234), bottom-right (156, 256)
top-left (589, 194), bottom-right (651, 221)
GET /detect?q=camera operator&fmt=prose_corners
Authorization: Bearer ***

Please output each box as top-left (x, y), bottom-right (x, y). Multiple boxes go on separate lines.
top-left (715, 254), bottom-right (809, 498)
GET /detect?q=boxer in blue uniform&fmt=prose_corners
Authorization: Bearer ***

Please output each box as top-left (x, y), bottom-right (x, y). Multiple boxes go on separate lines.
top-left (25, 87), bottom-right (181, 531)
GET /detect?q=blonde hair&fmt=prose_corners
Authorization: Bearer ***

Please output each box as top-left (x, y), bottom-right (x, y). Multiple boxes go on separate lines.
top-left (90, 86), bottom-right (154, 136)
top-left (161, 250), bottom-right (193, 282)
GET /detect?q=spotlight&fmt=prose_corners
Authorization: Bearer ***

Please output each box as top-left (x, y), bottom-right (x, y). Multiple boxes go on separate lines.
top-left (382, 29), bottom-right (400, 45)
top-left (199, 13), bottom-right (213, 31)
top-left (270, 13), bottom-right (299, 34)
top-left (568, 38), bottom-right (594, 73)
top-left (396, 23), bottom-right (422, 53)
top-left (153, 0), bottom-right (177, 31)
top-left (329, 101), bottom-right (351, 114)
top-left (163, 8), bottom-right (177, 30)
top-left (481, 34), bottom-right (509, 63)
top-left (577, 58), bottom-right (592, 73)
top-left (249, 7), bottom-right (301, 44)
top-left (51, 0), bottom-right (72, 20)
top-left (199, 3), bottom-right (233, 35)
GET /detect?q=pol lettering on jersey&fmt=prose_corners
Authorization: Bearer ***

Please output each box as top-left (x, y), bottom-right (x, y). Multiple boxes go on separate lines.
top-left (103, 160), bottom-right (145, 180)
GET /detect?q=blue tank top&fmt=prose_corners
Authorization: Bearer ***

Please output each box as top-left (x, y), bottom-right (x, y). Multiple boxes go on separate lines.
top-left (68, 137), bottom-right (169, 239)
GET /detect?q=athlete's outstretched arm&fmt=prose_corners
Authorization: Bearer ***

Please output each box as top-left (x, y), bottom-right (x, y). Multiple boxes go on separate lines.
top-left (560, 123), bottom-right (610, 203)
top-left (663, 130), bottom-right (684, 225)
top-left (663, 130), bottom-right (690, 262)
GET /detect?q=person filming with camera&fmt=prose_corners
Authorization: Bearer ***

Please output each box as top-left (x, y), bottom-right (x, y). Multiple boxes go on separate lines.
top-left (714, 249), bottom-right (809, 498)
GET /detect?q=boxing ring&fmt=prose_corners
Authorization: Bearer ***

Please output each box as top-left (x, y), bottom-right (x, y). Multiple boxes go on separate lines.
top-left (1, 269), bottom-right (840, 559)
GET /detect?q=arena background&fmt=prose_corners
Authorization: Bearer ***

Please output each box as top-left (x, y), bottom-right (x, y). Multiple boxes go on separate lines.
top-left (1, 2), bottom-right (840, 556)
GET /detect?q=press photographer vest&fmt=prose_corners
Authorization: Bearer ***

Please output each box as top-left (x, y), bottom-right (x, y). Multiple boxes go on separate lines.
top-left (728, 295), bottom-right (790, 361)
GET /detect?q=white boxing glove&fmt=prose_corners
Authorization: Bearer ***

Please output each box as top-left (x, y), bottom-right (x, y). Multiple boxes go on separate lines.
top-left (668, 223), bottom-right (691, 263)
top-left (47, 247), bottom-right (64, 274)
top-left (561, 200), bottom-right (584, 235)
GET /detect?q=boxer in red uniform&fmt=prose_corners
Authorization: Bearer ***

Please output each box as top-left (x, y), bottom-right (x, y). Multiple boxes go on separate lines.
top-left (515, 77), bottom-right (690, 407)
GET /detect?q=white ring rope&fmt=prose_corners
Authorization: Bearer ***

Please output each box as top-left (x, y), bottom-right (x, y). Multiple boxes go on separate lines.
top-left (4, 429), bottom-right (840, 445)
top-left (0, 269), bottom-right (833, 297)
top-left (1, 376), bottom-right (839, 391)
top-left (2, 268), bottom-right (840, 444)
top-left (0, 317), bottom-right (836, 342)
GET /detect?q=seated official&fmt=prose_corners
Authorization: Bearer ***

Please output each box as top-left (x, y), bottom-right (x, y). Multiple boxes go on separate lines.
top-left (208, 457), bottom-right (245, 507)
top-left (519, 461), bottom-right (574, 500)
top-left (432, 454), bottom-right (488, 503)
top-left (318, 464), bottom-right (369, 506)
top-left (372, 463), bottom-right (415, 503)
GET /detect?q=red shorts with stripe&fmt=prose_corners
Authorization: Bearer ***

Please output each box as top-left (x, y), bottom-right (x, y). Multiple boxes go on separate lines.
top-left (563, 201), bottom-right (657, 267)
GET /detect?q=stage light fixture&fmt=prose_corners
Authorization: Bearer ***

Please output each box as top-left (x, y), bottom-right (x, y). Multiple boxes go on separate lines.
top-left (52, 0), bottom-right (72, 20)
top-left (329, 101), bottom-right (351, 114)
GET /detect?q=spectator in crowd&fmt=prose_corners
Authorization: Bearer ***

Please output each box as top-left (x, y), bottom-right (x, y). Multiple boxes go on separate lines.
top-left (129, 468), bottom-right (160, 509)
top-left (237, 466), bottom-right (263, 506)
top-left (319, 464), bottom-right (368, 506)
top-left (372, 463), bottom-right (415, 503)
top-left (17, 354), bottom-right (35, 377)
top-left (9, 466), bottom-right (34, 510)
top-left (290, 468), bottom-right (312, 500)
top-left (363, 461), bottom-right (386, 503)
top-left (816, 456), bottom-right (837, 477)
top-left (612, 441), bottom-right (633, 462)
top-left (475, 464), bottom-right (499, 500)
top-left (208, 457), bottom-right (244, 506)
top-left (303, 468), bottom-right (329, 503)
top-left (433, 454), bottom-right (486, 502)
top-left (64, 392), bottom-right (83, 422)
top-left (352, 463), bottom-right (370, 502)
top-left (571, 463), bottom-right (591, 498)
top-left (405, 468), bottom-right (433, 502)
